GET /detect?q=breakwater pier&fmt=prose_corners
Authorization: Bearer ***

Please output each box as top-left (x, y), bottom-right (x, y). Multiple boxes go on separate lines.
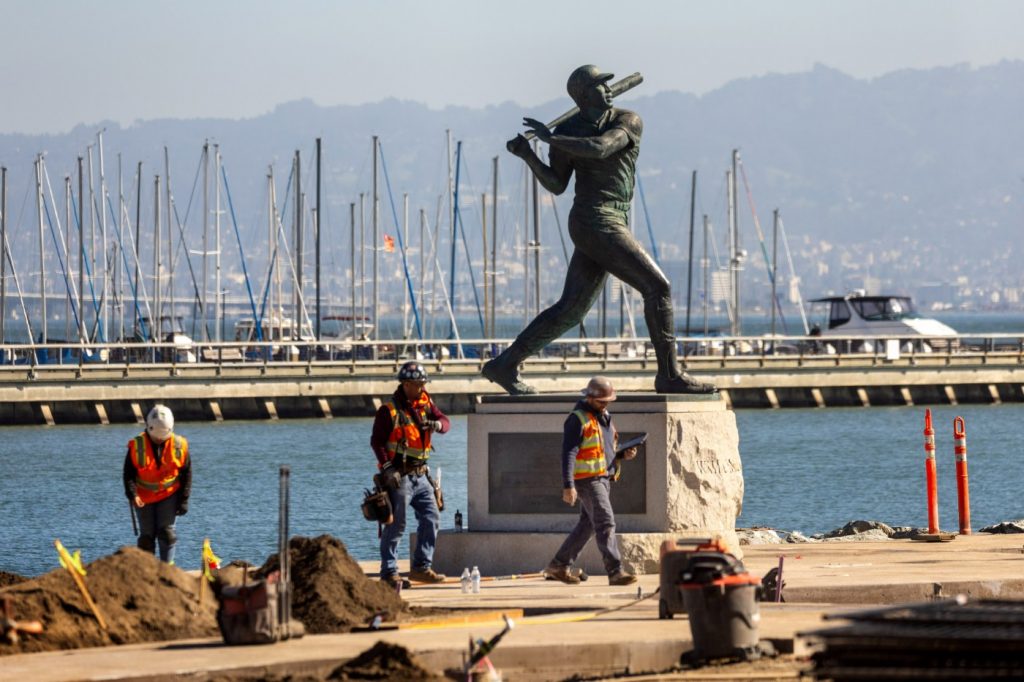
top-left (1, 333), bottom-right (1022, 425)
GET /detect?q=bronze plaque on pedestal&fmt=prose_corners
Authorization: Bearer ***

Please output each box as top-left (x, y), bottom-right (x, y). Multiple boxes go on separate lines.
top-left (487, 433), bottom-right (646, 514)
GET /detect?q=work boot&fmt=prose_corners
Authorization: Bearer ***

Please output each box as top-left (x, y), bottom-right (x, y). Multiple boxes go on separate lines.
top-left (608, 570), bottom-right (637, 586)
top-left (380, 573), bottom-right (404, 589)
top-left (544, 566), bottom-right (588, 582)
top-left (544, 562), bottom-right (581, 585)
top-left (654, 373), bottom-right (717, 395)
top-left (408, 567), bottom-right (446, 584)
top-left (482, 356), bottom-right (537, 396)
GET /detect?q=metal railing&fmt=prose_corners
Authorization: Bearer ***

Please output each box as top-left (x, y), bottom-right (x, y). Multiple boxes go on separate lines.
top-left (1, 332), bottom-right (1022, 380)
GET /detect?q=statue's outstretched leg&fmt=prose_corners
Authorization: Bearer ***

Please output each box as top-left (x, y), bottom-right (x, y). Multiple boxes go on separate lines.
top-left (482, 249), bottom-right (606, 395)
top-left (599, 224), bottom-right (717, 395)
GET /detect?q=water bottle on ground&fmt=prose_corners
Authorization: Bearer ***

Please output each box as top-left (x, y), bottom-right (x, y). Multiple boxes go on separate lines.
top-left (471, 565), bottom-right (481, 594)
top-left (460, 567), bottom-right (471, 594)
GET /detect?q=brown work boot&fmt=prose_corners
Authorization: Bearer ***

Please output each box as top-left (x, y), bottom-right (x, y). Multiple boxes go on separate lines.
top-left (608, 570), bottom-right (637, 586)
top-left (544, 562), bottom-right (581, 585)
top-left (408, 567), bottom-right (445, 584)
top-left (380, 573), bottom-right (404, 589)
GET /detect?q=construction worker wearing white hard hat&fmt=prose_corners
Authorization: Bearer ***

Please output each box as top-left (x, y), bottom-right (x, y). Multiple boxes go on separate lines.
top-left (122, 404), bottom-right (192, 564)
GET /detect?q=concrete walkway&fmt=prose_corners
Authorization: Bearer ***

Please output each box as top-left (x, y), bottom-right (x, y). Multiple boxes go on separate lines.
top-left (2, 533), bottom-right (1022, 681)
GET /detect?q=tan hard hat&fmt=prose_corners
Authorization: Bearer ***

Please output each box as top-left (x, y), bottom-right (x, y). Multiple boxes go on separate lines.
top-left (582, 376), bottom-right (616, 401)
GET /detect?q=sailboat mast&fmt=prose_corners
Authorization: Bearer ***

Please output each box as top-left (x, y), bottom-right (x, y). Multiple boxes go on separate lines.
top-left (350, 202), bottom-right (356, 337)
top-left (481, 192), bottom-right (488, 340)
top-left (419, 207), bottom-right (426, 336)
top-left (685, 170), bottom-right (696, 340)
top-left (770, 208), bottom-right (779, 339)
top-left (294, 150), bottom-right (302, 341)
top-left (215, 145), bottom-right (222, 341)
top-left (703, 214), bottom-right (710, 337)
top-left (98, 131), bottom-right (108, 340)
top-left (403, 193), bottom-right (409, 339)
top-left (491, 156), bottom-right (498, 339)
top-left (371, 136), bottom-right (378, 355)
top-left (133, 162), bottom-right (141, 340)
top-left (87, 146), bottom-right (96, 334)
top-left (315, 137), bottom-right (322, 340)
top-left (359, 192), bottom-right (365, 331)
top-left (64, 176), bottom-right (72, 342)
top-left (201, 142), bottom-right (209, 341)
top-left (35, 157), bottom-right (46, 344)
top-left (729, 149), bottom-right (741, 336)
top-left (0, 166), bottom-right (6, 344)
top-left (153, 175), bottom-right (162, 344)
top-left (164, 147), bottom-right (173, 341)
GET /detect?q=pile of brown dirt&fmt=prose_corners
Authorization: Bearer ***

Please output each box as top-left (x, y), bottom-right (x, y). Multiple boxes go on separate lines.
top-left (0, 546), bottom-right (217, 655)
top-left (258, 535), bottom-right (405, 634)
top-left (0, 571), bottom-right (27, 588)
top-left (327, 641), bottom-right (446, 681)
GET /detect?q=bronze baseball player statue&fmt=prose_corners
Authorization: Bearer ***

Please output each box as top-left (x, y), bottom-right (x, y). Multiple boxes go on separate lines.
top-left (482, 65), bottom-right (717, 396)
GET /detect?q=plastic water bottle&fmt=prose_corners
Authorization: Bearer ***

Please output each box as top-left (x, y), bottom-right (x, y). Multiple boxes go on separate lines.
top-left (470, 565), bottom-right (481, 594)
top-left (460, 567), bottom-right (471, 594)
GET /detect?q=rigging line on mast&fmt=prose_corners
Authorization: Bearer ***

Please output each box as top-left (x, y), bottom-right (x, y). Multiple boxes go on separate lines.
top-left (377, 142), bottom-right (424, 339)
top-left (778, 216), bottom-right (809, 334)
top-left (220, 164), bottom-right (261, 338)
top-left (40, 164), bottom-right (84, 336)
top-left (737, 159), bottom-right (788, 333)
top-left (254, 164), bottom-right (295, 328)
top-left (422, 209), bottom-right (463, 354)
top-left (68, 182), bottom-right (105, 342)
top-left (1, 228), bottom-right (34, 345)
top-left (114, 191), bottom-right (154, 339)
top-left (451, 144), bottom-right (487, 337)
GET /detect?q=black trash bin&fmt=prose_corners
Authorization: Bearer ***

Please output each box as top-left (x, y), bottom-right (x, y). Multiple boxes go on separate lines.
top-left (679, 548), bottom-right (762, 662)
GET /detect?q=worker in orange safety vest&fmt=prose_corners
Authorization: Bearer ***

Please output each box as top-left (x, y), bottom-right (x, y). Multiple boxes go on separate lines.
top-left (545, 376), bottom-right (638, 586)
top-left (123, 404), bottom-right (191, 564)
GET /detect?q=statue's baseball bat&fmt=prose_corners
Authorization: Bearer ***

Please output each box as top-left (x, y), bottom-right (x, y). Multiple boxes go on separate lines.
top-left (509, 72), bottom-right (644, 145)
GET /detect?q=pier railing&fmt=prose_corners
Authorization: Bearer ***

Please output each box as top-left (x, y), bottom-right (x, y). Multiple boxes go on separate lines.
top-left (1, 332), bottom-right (1022, 379)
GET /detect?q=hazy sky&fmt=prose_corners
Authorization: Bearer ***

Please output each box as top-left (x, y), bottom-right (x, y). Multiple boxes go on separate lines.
top-left (2, 0), bottom-right (1023, 134)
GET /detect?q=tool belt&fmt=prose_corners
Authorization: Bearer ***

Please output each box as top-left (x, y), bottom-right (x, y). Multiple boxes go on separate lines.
top-left (401, 458), bottom-right (428, 476)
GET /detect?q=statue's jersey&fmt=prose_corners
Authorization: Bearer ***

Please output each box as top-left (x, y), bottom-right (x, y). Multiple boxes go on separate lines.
top-left (552, 107), bottom-right (642, 208)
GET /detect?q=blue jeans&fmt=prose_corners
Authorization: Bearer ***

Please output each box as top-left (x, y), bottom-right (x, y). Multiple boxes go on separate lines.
top-left (379, 471), bottom-right (439, 576)
top-left (135, 494), bottom-right (179, 564)
top-left (552, 476), bottom-right (622, 576)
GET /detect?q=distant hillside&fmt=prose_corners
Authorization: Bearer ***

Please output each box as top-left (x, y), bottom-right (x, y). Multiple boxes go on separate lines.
top-left (1, 61), bottom-right (1022, 310)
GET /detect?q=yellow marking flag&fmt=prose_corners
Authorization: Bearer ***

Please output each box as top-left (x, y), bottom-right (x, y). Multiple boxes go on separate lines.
top-left (55, 540), bottom-right (86, 576)
top-left (202, 538), bottom-right (221, 581)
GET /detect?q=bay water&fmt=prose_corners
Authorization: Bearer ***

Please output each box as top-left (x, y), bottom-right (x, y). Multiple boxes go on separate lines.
top-left (1, 403), bottom-right (1022, 578)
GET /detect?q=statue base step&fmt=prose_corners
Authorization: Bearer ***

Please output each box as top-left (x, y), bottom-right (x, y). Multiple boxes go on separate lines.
top-left (421, 528), bottom-right (741, 577)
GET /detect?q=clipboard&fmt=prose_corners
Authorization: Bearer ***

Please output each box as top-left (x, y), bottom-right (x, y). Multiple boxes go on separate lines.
top-left (615, 433), bottom-right (647, 456)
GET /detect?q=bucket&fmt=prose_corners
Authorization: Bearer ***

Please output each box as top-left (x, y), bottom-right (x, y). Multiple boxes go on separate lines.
top-left (679, 550), bottom-right (761, 661)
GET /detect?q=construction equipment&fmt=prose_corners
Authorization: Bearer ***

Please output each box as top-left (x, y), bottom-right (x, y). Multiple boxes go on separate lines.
top-left (658, 537), bottom-right (717, 619)
top-left (465, 614), bottom-right (515, 678)
top-left (678, 540), bottom-right (763, 663)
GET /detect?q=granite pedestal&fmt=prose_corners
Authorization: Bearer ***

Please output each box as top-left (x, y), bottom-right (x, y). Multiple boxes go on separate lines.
top-left (430, 393), bottom-right (744, 576)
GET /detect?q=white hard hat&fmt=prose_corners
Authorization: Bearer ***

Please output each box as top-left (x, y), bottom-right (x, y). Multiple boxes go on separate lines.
top-left (146, 404), bottom-right (174, 442)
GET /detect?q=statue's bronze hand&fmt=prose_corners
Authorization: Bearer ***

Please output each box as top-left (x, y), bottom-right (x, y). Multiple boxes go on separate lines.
top-left (506, 134), bottom-right (532, 157)
top-left (522, 117), bottom-right (552, 142)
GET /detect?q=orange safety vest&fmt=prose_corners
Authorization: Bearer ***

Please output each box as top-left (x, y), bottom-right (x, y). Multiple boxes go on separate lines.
top-left (129, 433), bottom-right (189, 504)
top-left (572, 409), bottom-right (617, 481)
top-left (385, 392), bottom-right (434, 463)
